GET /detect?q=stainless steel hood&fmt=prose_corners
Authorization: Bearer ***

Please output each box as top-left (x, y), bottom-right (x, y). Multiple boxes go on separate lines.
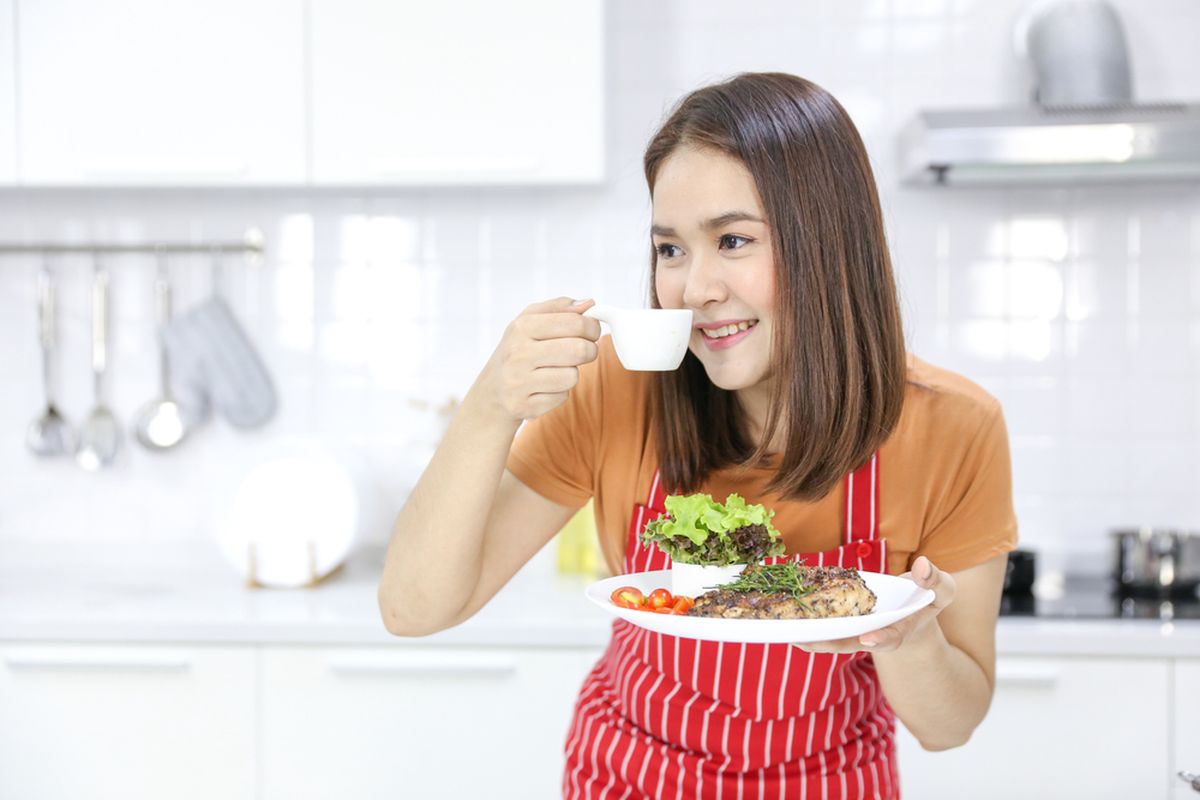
top-left (898, 1), bottom-right (1200, 186)
top-left (898, 102), bottom-right (1200, 186)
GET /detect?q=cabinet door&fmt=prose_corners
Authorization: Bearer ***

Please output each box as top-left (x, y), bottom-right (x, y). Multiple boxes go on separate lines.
top-left (309, 0), bottom-right (604, 185)
top-left (895, 656), bottom-right (1171, 800)
top-left (0, 0), bottom-right (15, 182)
top-left (0, 643), bottom-right (256, 800)
top-left (16, 0), bottom-right (305, 185)
top-left (1176, 660), bottom-right (1200, 799)
top-left (261, 645), bottom-right (603, 800)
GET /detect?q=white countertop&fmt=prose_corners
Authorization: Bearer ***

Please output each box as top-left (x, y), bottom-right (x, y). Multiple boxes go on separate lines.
top-left (2, 539), bottom-right (1199, 657)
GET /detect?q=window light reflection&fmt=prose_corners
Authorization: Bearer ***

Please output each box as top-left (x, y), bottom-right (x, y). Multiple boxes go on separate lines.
top-left (1010, 217), bottom-right (1069, 261)
top-left (1009, 260), bottom-right (1063, 319)
top-left (273, 263), bottom-right (314, 323)
top-left (340, 214), bottom-right (421, 264)
top-left (278, 213), bottom-right (314, 263)
top-left (1009, 321), bottom-right (1054, 362)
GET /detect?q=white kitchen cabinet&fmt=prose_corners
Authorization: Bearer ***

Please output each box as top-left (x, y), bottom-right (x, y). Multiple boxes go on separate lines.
top-left (0, 643), bottom-right (256, 800)
top-left (1176, 660), bottom-right (1200, 799)
top-left (0, 0), bottom-right (15, 182)
top-left (15, 0), bottom-right (306, 185)
top-left (260, 644), bottom-right (602, 800)
top-left (896, 656), bottom-right (1172, 800)
top-left (308, 0), bottom-right (604, 185)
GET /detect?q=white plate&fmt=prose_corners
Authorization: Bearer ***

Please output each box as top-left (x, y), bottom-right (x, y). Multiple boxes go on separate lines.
top-left (586, 569), bottom-right (935, 644)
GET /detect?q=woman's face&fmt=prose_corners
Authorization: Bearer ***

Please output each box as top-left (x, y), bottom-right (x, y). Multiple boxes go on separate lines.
top-left (652, 146), bottom-right (777, 394)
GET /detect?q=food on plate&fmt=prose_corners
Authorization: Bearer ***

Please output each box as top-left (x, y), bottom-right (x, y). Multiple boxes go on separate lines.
top-left (641, 492), bottom-right (786, 566)
top-left (609, 586), bottom-right (694, 615)
top-left (686, 563), bottom-right (877, 620)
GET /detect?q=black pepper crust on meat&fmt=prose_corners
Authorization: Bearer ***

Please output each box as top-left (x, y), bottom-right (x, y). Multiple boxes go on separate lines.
top-left (686, 564), bottom-right (877, 620)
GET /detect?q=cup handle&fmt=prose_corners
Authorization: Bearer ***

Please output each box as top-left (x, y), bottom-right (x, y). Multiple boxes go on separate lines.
top-left (582, 304), bottom-right (617, 325)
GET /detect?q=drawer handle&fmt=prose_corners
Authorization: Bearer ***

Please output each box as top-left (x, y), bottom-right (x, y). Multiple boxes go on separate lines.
top-left (995, 664), bottom-right (1060, 689)
top-left (4, 652), bottom-right (193, 673)
top-left (327, 653), bottom-right (518, 678)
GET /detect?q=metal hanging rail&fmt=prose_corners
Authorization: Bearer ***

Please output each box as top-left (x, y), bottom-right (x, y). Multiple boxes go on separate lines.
top-left (0, 228), bottom-right (266, 260)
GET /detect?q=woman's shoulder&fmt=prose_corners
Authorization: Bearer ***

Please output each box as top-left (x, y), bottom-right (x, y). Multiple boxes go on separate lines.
top-left (899, 353), bottom-right (1003, 437)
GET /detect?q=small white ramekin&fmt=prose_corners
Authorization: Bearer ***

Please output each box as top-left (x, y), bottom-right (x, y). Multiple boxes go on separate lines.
top-left (671, 562), bottom-right (749, 598)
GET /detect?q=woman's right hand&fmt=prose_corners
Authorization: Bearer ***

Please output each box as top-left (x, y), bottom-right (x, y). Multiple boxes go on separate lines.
top-left (471, 297), bottom-right (601, 424)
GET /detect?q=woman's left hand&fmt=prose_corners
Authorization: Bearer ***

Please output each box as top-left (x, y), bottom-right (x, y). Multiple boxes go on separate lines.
top-left (792, 556), bottom-right (955, 654)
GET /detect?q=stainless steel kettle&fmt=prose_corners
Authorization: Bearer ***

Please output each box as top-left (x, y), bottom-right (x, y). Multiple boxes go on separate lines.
top-left (1111, 528), bottom-right (1200, 597)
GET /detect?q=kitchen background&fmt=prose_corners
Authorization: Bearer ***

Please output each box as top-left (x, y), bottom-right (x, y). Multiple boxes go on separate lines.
top-left (0, 0), bottom-right (1195, 575)
top-left (4, 0), bottom-right (1200, 577)
top-left (3, 1), bottom-right (1200, 799)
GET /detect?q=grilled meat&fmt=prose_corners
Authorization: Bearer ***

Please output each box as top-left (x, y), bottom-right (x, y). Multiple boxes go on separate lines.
top-left (686, 564), bottom-right (876, 620)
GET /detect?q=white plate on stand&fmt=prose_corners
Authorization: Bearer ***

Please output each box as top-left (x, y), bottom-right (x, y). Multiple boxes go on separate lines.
top-left (586, 569), bottom-right (935, 644)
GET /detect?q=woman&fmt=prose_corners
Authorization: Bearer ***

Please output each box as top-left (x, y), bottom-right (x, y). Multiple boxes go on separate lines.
top-left (379, 72), bottom-right (1017, 798)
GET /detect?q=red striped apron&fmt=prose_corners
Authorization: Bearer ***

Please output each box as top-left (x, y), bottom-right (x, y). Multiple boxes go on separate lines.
top-left (563, 453), bottom-right (898, 799)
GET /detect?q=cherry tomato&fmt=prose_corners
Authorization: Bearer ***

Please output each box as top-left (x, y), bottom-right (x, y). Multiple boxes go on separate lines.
top-left (646, 588), bottom-right (674, 610)
top-left (610, 586), bottom-right (645, 610)
top-left (671, 596), bottom-right (694, 614)
top-left (654, 606), bottom-right (677, 614)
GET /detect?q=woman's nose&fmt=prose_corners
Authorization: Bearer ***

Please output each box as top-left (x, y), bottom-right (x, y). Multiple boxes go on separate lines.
top-left (681, 253), bottom-right (727, 309)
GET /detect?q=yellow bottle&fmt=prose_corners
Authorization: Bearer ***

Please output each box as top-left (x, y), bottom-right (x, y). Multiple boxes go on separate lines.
top-left (556, 499), bottom-right (601, 577)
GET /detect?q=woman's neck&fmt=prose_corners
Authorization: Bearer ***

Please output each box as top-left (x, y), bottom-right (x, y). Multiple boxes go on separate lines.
top-left (736, 383), bottom-right (784, 455)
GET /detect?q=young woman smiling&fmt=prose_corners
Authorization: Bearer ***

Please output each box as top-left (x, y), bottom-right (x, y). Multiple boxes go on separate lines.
top-left (379, 72), bottom-right (1017, 798)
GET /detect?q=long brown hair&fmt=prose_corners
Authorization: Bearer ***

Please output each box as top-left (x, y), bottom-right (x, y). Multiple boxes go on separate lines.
top-left (645, 72), bottom-right (906, 501)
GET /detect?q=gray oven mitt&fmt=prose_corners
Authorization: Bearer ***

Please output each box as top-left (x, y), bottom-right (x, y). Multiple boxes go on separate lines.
top-left (162, 297), bottom-right (277, 429)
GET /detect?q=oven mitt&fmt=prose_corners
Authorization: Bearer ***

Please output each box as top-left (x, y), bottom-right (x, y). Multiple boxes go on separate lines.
top-left (162, 296), bottom-right (277, 429)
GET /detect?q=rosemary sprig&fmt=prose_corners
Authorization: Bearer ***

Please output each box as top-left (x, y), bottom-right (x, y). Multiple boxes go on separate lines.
top-left (707, 562), bottom-right (815, 602)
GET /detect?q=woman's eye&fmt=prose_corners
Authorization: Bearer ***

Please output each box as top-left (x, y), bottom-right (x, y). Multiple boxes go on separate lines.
top-left (719, 234), bottom-right (751, 250)
top-left (656, 243), bottom-right (682, 259)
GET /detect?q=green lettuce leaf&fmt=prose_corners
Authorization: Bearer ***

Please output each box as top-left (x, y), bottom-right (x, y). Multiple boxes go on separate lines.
top-left (640, 492), bottom-right (785, 566)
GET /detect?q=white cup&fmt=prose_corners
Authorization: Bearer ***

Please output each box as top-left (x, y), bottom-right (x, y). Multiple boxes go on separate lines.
top-left (583, 305), bottom-right (694, 371)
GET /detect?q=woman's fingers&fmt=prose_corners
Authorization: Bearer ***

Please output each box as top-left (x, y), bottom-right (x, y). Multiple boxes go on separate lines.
top-left (796, 558), bottom-right (955, 654)
top-left (480, 297), bottom-right (603, 422)
top-left (908, 556), bottom-right (955, 610)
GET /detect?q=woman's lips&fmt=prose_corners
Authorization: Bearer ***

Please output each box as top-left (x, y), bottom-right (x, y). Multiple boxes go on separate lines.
top-left (697, 323), bottom-right (756, 351)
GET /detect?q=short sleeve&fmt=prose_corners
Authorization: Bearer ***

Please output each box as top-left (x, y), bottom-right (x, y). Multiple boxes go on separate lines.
top-left (914, 404), bottom-right (1019, 574)
top-left (505, 351), bottom-right (604, 509)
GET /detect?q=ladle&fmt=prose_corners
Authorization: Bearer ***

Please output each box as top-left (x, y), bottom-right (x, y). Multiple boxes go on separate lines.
top-left (25, 266), bottom-right (77, 457)
top-left (134, 259), bottom-right (188, 450)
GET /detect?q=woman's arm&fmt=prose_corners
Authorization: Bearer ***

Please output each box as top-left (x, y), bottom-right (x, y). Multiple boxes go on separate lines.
top-left (868, 554), bottom-right (1007, 750)
top-left (795, 552), bottom-right (1008, 751)
top-left (377, 297), bottom-right (600, 637)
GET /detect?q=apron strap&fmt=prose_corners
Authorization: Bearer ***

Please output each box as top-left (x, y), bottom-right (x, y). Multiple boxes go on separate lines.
top-left (844, 451), bottom-right (880, 544)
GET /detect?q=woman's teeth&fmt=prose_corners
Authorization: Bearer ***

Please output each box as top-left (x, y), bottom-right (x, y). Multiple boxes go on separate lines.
top-left (701, 320), bottom-right (758, 339)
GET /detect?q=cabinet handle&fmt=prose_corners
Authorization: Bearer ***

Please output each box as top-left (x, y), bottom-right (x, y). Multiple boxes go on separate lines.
top-left (995, 664), bottom-right (1060, 689)
top-left (4, 651), bottom-right (193, 673)
top-left (327, 652), bottom-right (518, 678)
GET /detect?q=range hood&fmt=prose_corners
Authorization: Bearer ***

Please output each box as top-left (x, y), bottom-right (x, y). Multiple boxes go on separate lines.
top-left (899, 0), bottom-right (1200, 186)
top-left (899, 102), bottom-right (1200, 186)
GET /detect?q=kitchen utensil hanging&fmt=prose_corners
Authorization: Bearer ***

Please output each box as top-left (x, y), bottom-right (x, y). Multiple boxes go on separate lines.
top-left (133, 251), bottom-right (189, 451)
top-left (26, 263), bottom-right (77, 458)
top-left (76, 261), bottom-right (122, 471)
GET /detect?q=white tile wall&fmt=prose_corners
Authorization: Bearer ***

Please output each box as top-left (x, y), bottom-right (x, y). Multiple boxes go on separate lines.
top-left (1, 0), bottom-right (1198, 576)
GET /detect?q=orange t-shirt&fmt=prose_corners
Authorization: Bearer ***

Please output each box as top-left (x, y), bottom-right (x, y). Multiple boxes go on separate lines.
top-left (507, 336), bottom-right (1018, 577)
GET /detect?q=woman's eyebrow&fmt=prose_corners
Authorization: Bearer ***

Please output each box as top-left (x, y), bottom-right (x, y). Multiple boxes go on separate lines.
top-left (651, 211), bottom-right (765, 237)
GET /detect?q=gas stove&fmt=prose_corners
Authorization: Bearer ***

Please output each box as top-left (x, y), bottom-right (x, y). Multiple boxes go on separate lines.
top-left (1001, 574), bottom-right (1200, 621)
